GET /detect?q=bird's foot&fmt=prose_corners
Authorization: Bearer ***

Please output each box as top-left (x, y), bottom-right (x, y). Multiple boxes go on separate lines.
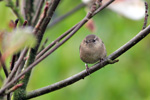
top-left (85, 64), bottom-right (90, 75)
top-left (100, 58), bottom-right (104, 62)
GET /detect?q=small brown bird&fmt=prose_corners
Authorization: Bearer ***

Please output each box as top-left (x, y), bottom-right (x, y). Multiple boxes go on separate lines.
top-left (79, 34), bottom-right (107, 73)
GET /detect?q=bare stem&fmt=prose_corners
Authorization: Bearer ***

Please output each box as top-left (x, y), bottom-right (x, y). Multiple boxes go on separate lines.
top-left (4, 48), bottom-right (28, 85)
top-left (142, 2), bottom-right (149, 30)
top-left (5, 0), bottom-right (24, 24)
top-left (12, 0), bottom-right (61, 99)
top-left (32, 0), bottom-right (45, 26)
top-left (0, 73), bottom-right (4, 82)
top-left (24, 0), bottom-right (34, 25)
top-left (0, 0), bottom-right (114, 96)
top-left (48, 3), bottom-right (85, 28)
top-left (38, 38), bottom-right (49, 53)
top-left (26, 24), bottom-right (150, 99)
top-left (16, 0), bottom-right (19, 7)
top-left (93, 0), bottom-right (114, 16)
top-left (36, 23), bottom-right (78, 60)
top-left (0, 52), bottom-right (9, 77)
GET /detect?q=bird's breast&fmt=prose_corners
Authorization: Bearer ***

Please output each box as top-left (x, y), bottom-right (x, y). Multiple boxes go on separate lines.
top-left (80, 44), bottom-right (104, 63)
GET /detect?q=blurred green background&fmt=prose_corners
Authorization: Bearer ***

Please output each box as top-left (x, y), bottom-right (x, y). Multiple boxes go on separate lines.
top-left (0, 0), bottom-right (150, 100)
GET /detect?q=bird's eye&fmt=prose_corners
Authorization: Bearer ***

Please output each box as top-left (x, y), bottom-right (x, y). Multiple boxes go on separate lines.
top-left (92, 39), bottom-right (96, 42)
top-left (93, 37), bottom-right (97, 43)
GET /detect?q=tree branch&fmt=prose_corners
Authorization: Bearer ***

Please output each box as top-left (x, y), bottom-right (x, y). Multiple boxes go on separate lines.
top-left (0, 0), bottom-right (114, 96)
top-left (26, 24), bottom-right (150, 99)
top-left (36, 0), bottom-right (114, 59)
top-left (48, 3), bottom-right (85, 28)
top-left (0, 73), bottom-right (4, 82)
top-left (24, 0), bottom-right (34, 25)
top-left (32, 0), bottom-right (45, 26)
top-left (5, 0), bottom-right (24, 24)
top-left (12, 0), bottom-right (61, 99)
top-left (38, 38), bottom-right (49, 53)
top-left (16, 0), bottom-right (19, 7)
top-left (0, 52), bottom-right (9, 77)
top-left (36, 23), bottom-right (78, 60)
top-left (10, 19), bottom-right (21, 71)
top-left (142, 2), bottom-right (149, 30)
top-left (4, 48), bottom-right (28, 85)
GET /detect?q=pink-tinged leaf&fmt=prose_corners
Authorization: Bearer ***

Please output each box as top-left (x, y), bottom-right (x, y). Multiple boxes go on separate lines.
top-left (85, 19), bottom-right (96, 33)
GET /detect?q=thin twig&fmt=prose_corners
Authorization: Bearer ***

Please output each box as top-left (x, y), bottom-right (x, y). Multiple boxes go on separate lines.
top-left (34, 0), bottom-right (41, 9)
top-left (10, 55), bottom-right (16, 71)
top-left (142, 2), bottom-right (149, 30)
top-left (93, 0), bottom-right (114, 16)
top-left (33, 0), bottom-right (61, 36)
top-left (0, 0), bottom-right (113, 95)
top-left (35, 0), bottom-right (105, 60)
top-left (26, 24), bottom-right (150, 99)
top-left (24, 0), bottom-right (34, 25)
top-left (8, 18), bottom-right (19, 100)
top-left (48, 3), bottom-right (85, 28)
top-left (5, 0), bottom-right (24, 24)
top-left (10, 19), bottom-right (19, 71)
top-left (0, 73), bottom-right (4, 82)
top-left (38, 38), bottom-right (49, 53)
top-left (36, 0), bottom-right (110, 59)
top-left (0, 52), bottom-right (9, 77)
top-left (9, 20), bottom-right (28, 73)
top-left (12, 1), bottom-right (61, 99)
top-left (16, 59), bottom-right (26, 76)
top-left (36, 23), bottom-right (78, 60)
top-left (32, 0), bottom-right (45, 26)
top-left (16, 0), bottom-right (19, 7)
top-left (4, 48), bottom-right (28, 85)
top-left (7, 94), bottom-right (10, 100)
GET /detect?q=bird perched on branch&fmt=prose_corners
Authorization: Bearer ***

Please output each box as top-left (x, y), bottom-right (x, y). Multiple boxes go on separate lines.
top-left (79, 34), bottom-right (107, 73)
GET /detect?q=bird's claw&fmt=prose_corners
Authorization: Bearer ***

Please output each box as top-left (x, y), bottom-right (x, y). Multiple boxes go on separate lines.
top-left (107, 59), bottom-right (119, 64)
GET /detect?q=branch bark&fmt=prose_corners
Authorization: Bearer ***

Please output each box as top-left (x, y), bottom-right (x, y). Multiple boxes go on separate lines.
top-left (4, 48), bottom-right (28, 85)
top-left (0, 53), bottom-right (9, 77)
top-left (5, 0), bottom-right (24, 24)
top-left (0, 0), bottom-right (115, 96)
top-left (142, 2), bottom-right (149, 30)
top-left (32, 0), bottom-right (45, 26)
top-left (24, 0), bottom-right (34, 25)
top-left (26, 24), bottom-right (150, 99)
top-left (48, 3), bottom-right (85, 28)
top-left (1, 0), bottom-right (149, 99)
top-left (12, 0), bottom-right (61, 99)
